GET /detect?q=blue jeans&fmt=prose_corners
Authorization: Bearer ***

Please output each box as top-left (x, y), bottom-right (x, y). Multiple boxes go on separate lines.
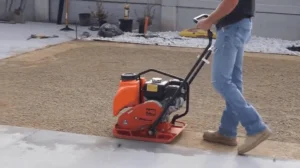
top-left (212, 18), bottom-right (267, 138)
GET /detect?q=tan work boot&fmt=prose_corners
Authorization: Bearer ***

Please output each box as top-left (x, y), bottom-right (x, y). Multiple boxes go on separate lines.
top-left (238, 127), bottom-right (272, 155)
top-left (203, 130), bottom-right (238, 146)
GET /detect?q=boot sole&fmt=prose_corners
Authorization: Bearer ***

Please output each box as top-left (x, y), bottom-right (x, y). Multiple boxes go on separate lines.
top-left (238, 129), bottom-right (272, 155)
top-left (203, 136), bottom-right (237, 146)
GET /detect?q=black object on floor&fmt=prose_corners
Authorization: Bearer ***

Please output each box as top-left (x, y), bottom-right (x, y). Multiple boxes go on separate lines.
top-left (287, 45), bottom-right (300, 52)
top-left (57, 0), bottom-right (65, 25)
top-left (119, 19), bottom-right (133, 32)
top-left (61, 25), bottom-right (74, 31)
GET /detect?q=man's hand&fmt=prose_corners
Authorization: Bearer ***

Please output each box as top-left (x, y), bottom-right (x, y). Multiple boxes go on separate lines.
top-left (196, 0), bottom-right (239, 30)
top-left (196, 18), bottom-right (213, 31)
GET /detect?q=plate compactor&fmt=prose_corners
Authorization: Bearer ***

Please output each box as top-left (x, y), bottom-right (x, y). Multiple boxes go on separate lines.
top-left (112, 14), bottom-right (214, 144)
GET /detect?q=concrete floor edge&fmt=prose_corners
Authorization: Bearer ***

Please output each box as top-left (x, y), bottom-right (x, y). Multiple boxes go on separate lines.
top-left (1, 124), bottom-right (300, 168)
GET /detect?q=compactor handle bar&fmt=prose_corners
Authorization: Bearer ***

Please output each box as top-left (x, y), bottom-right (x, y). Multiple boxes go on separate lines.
top-left (193, 14), bottom-right (213, 47)
top-left (148, 14), bottom-right (214, 135)
top-left (185, 14), bottom-right (213, 84)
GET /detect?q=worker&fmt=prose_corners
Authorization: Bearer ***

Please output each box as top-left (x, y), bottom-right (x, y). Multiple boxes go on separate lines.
top-left (196, 0), bottom-right (272, 154)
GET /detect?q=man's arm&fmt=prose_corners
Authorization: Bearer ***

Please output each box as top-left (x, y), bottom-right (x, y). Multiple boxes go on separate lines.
top-left (207, 0), bottom-right (239, 24)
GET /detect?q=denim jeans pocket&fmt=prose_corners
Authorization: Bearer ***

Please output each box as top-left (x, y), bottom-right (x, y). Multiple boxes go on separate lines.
top-left (213, 31), bottom-right (233, 55)
top-left (235, 26), bottom-right (252, 46)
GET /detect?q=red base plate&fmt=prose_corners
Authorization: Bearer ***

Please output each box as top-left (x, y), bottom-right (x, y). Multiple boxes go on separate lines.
top-left (112, 121), bottom-right (187, 143)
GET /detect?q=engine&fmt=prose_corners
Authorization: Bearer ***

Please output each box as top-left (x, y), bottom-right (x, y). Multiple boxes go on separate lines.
top-left (142, 77), bottom-right (187, 118)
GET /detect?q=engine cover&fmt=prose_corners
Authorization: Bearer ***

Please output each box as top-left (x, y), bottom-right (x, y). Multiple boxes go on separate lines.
top-left (142, 77), bottom-right (168, 101)
top-left (142, 77), bottom-right (187, 116)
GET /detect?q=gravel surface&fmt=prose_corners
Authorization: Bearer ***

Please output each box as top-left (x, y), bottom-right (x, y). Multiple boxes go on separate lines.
top-left (1, 41), bottom-right (300, 150)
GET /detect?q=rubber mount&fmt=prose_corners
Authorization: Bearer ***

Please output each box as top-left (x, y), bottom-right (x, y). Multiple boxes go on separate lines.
top-left (121, 73), bottom-right (138, 81)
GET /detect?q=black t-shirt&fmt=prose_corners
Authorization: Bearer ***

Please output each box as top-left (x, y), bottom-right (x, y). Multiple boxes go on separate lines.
top-left (216, 0), bottom-right (255, 29)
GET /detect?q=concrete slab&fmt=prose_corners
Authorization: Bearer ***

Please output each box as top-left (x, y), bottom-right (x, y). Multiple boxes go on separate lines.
top-left (0, 125), bottom-right (37, 148)
top-left (0, 22), bottom-right (87, 60)
top-left (1, 125), bottom-right (300, 168)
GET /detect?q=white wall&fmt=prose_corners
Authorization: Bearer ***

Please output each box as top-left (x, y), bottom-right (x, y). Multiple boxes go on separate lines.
top-left (34, 0), bottom-right (50, 22)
